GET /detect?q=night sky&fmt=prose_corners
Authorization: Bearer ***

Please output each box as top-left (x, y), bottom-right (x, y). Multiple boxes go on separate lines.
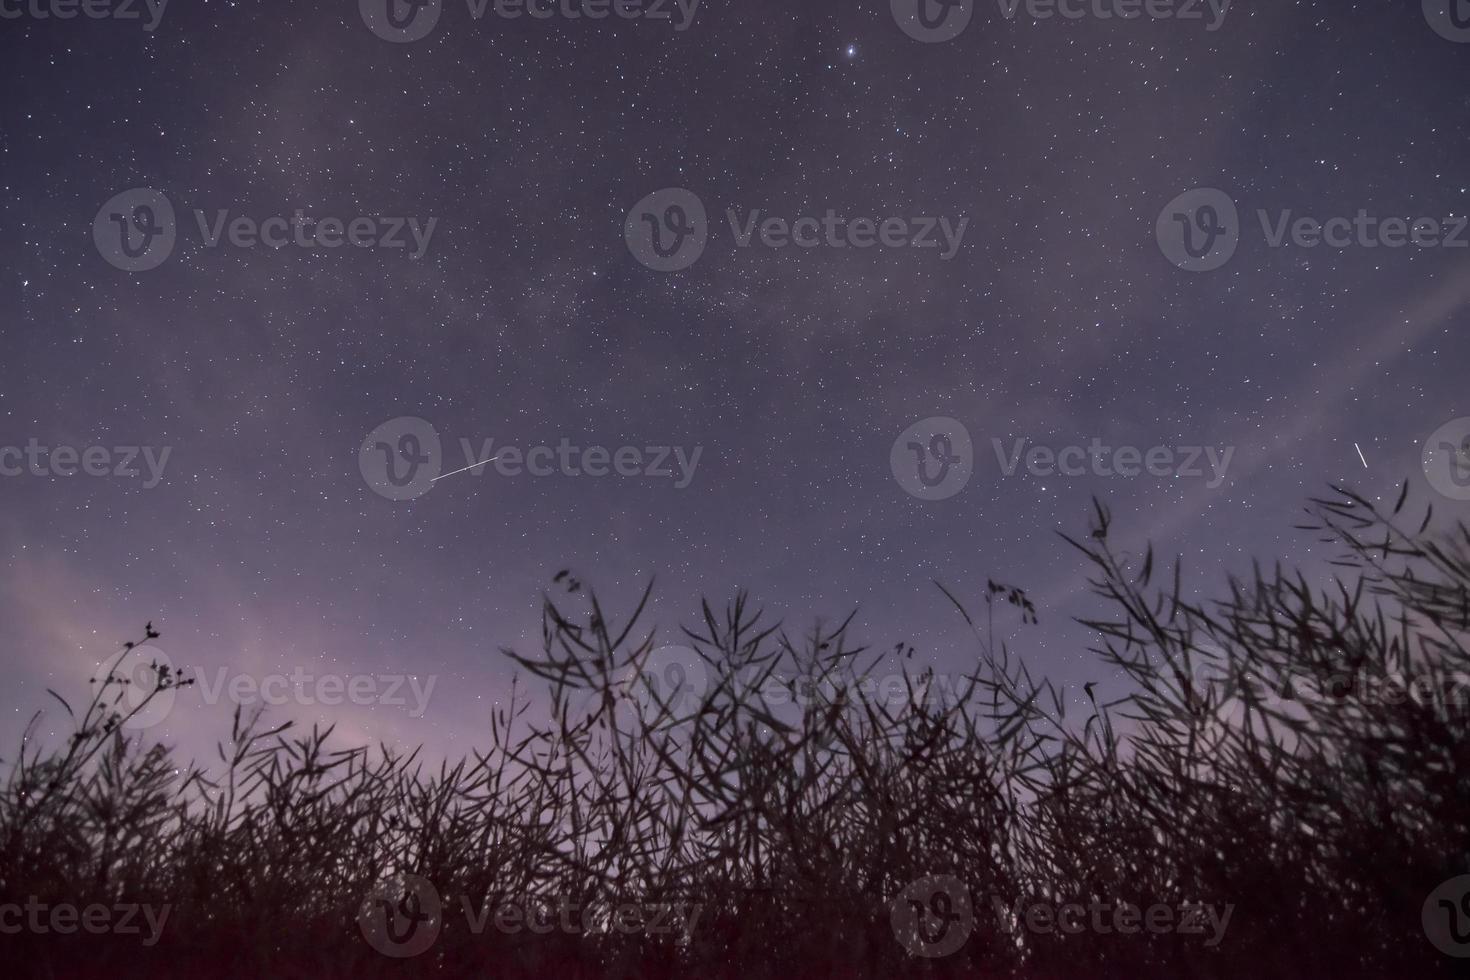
top-left (2, 0), bottom-right (1468, 762)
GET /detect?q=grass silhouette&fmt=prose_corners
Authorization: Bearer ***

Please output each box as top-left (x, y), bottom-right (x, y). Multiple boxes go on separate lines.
top-left (3, 484), bottom-right (1467, 978)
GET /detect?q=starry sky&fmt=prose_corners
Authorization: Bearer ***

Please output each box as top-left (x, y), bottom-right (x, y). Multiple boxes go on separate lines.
top-left (2, 0), bottom-right (1468, 762)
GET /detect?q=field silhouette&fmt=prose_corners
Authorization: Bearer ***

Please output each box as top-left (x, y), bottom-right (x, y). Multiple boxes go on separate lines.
top-left (3, 485), bottom-right (1467, 978)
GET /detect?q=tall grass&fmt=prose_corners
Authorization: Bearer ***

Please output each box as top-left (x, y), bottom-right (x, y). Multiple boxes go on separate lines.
top-left (3, 484), bottom-right (1467, 978)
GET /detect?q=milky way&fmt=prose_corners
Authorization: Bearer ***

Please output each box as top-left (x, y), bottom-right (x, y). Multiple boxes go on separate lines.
top-left (1, 0), bottom-right (1467, 762)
